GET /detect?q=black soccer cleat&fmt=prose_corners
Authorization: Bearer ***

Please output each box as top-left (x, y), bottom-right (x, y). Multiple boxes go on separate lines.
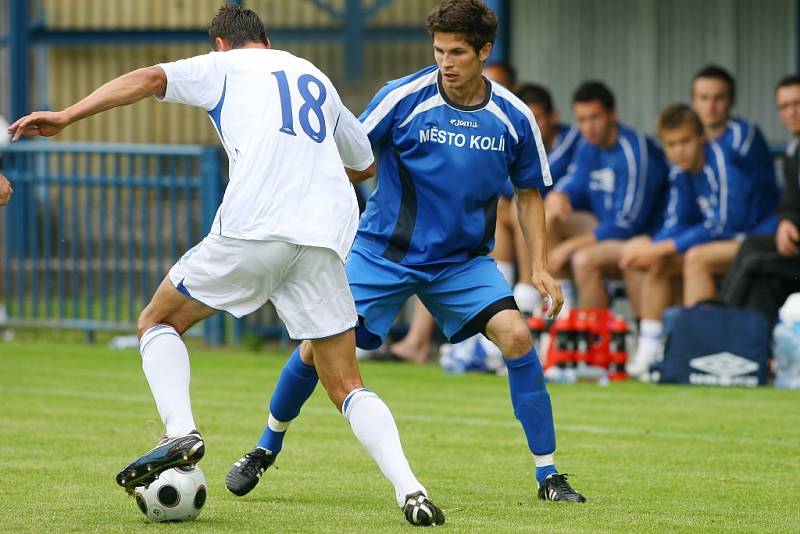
top-left (537, 473), bottom-right (586, 503)
top-left (115, 430), bottom-right (204, 491)
top-left (403, 491), bottom-right (445, 527)
top-left (226, 447), bottom-right (276, 497)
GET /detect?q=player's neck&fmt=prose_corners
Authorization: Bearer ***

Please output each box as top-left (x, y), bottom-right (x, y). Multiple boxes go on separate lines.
top-left (704, 122), bottom-right (727, 141)
top-left (689, 149), bottom-right (706, 174)
top-left (442, 76), bottom-right (488, 108)
top-left (601, 125), bottom-right (619, 149)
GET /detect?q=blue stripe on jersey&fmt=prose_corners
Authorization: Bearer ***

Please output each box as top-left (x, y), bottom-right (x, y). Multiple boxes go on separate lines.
top-left (382, 151), bottom-right (418, 262)
top-left (718, 116), bottom-right (779, 213)
top-left (548, 124), bottom-right (581, 183)
top-left (355, 66), bottom-right (551, 266)
top-left (208, 75), bottom-right (228, 144)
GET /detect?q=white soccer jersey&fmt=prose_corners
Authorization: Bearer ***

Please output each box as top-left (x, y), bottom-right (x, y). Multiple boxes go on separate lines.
top-left (157, 48), bottom-right (373, 261)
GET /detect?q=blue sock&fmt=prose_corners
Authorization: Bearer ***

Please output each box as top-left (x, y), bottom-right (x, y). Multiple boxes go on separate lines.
top-left (256, 346), bottom-right (319, 455)
top-left (504, 348), bottom-right (558, 485)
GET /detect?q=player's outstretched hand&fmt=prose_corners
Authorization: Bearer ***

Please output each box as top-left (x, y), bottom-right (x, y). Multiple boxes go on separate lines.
top-left (531, 268), bottom-right (563, 319)
top-left (8, 111), bottom-right (70, 141)
top-left (0, 173), bottom-right (13, 206)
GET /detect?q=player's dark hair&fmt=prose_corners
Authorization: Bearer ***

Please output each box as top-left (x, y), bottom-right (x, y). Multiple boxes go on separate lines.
top-left (658, 103), bottom-right (704, 137)
top-left (775, 74), bottom-right (800, 93)
top-left (208, 4), bottom-right (269, 50)
top-left (692, 64), bottom-right (736, 102)
top-left (572, 81), bottom-right (615, 111)
top-left (485, 62), bottom-right (517, 85)
top-left (516, 84), bottom-right (554, 114)
top-left (426, 0), bottom-right (498, 54)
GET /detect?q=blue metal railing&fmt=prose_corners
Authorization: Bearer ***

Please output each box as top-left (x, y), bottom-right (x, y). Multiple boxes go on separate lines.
top-left (1, 141), bottom-right (225, 343)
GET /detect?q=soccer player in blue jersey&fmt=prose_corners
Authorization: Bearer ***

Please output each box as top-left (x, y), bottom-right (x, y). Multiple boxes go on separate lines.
top-left (684, 65), bottom-right (780, 304)
top-left (228, 0), bottom-right (586, 504)
top-left (619, 104), bottom-right (777, 378)
top-left (544, 81), bottom-right (668, 312)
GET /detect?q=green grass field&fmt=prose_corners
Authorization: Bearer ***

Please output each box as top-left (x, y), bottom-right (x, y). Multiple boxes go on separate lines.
top-left (1, 340), bottom-right (799, 533)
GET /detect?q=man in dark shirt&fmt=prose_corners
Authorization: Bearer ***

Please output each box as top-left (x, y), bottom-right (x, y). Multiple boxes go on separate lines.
top-left (720, 75), bottom-right (800, 321)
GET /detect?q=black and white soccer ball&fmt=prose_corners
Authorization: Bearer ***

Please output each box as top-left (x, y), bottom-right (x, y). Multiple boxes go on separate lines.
top-left (133, 465), bottom-right (207, 522)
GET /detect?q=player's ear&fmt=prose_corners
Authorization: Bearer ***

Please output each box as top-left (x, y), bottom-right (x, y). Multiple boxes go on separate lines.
top-left (478, 42), bottom-right (492, 63)
top-left (214, 37), bottom-right (232, 52)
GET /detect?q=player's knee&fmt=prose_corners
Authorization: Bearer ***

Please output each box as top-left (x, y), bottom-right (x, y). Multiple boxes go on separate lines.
top-left (137, 307), bottom-right (181, 338)
top-left (571, 248), bottom-right (594, 279)
top-left (497, 322), bottom-right (533, 358)
top-left (137, 309), bottom-right (159, 338)
top-left (299, 340), bottom-right (315, 366)
top-left (683, 246), bottom-right (707, 273)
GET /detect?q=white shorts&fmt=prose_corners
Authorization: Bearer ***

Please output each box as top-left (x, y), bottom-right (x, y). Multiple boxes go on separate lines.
top-left (168, 234), bottom-right (357, 340)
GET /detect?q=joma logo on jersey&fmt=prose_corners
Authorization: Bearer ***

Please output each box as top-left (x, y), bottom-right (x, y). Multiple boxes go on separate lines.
top-left (419, 126), bottom-right (506, 152)
top-left (449, 119), bottom-right (478, 128)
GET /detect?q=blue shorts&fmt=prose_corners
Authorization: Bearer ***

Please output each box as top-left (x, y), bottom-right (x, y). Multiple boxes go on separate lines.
top-left (346, 248), bottom-right (516, 350)
top-left (499, 179), bottom-right (515, 200)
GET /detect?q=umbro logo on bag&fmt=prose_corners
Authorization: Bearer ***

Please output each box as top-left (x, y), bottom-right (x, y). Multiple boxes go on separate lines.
top-left (688, 352), bottom-right (760, 387)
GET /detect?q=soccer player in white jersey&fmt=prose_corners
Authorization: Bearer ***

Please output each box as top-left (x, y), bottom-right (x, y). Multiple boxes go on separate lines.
top-left (8, 5), bottom-right (444, 526)
top-left (234, 0), bottom-right (585, 505)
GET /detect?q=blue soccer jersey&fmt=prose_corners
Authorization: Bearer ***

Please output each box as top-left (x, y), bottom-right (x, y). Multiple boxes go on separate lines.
top-left (498, 122), bottom-right (582, 199)
top-left (554, 123), bottom-right (669, 240)
top-left (548, 123), bottom-right (582, 184)
top-left (654, 141), bottom-right (778, 252)
top-left (718, 117), bottom-right (780, 213)
top-left (356, 65), bottom-right (551, 266)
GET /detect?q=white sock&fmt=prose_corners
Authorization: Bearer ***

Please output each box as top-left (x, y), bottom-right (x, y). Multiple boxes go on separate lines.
top-left (139, 325), bottom-right (196, 438)
top-left (513, 283), bottom-right (542, 316)
top-left (632, 320), bottom-right (663, 366)
top-left (556, 279), bottom-right (576, 314)
top-left (342, 388), bottom-right (425, 507)
top-left (496, 261), bottom-right (515, 286)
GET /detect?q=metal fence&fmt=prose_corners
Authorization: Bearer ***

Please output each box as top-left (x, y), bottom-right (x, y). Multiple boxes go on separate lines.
top-left (1, 141), bottom-right (228, 343)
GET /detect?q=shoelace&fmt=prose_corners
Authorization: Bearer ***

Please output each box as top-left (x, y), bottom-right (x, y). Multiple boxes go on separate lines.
top-left (548, 474), bottom-right (580, 496)
top-left (238, 451), bottom-right (271, 476)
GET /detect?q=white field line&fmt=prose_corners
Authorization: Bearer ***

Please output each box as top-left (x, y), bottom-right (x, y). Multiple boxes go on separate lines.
top-left (2, 384), bottom-right (797, 449)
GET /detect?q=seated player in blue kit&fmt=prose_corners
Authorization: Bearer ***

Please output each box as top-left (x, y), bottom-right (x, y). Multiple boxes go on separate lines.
top-left (544, 81), bottom-right (668, 312)
top-left (620, 104), bottom-right (777, 377)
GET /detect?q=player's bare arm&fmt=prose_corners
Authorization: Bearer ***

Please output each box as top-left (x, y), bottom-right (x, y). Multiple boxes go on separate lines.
top-left (8, 66), bottom-right (167, 141)
top-left (515, 187), bottom-right (564, 317)
top-left (345, 162), bottom-right (376, 184)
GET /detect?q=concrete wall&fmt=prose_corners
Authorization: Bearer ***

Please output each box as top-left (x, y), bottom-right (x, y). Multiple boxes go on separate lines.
top-left (1, 0), bottom-right (437, 143)
top-left (510, 0), bottom-right (796, 143)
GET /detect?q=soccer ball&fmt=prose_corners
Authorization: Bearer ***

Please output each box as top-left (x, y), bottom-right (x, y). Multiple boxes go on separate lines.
top-left (133, 465), bottom-right (207, 522)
